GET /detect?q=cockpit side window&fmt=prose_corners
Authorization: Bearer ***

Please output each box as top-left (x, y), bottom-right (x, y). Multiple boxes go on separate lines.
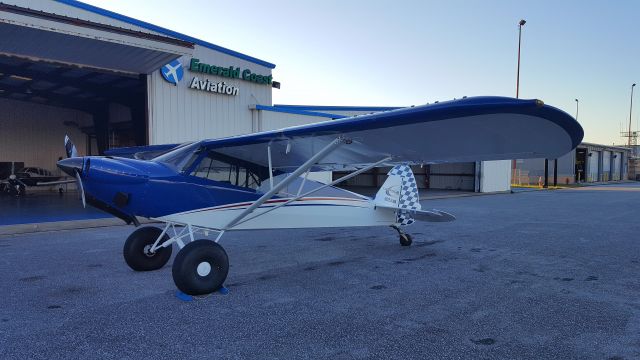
top-left (189, 151), bottom-right (262, 189)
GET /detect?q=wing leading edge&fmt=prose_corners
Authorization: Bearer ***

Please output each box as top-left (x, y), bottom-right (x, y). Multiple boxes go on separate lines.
top-left (196, 96), bottom-right (583, 171)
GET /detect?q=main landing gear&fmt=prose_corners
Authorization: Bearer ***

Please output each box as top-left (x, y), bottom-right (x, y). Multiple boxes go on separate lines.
top-left (172, 240), bottom-right (228, 295)
top-left (123, 224), bottom-right (230, 296)
top-left (391, 225), bottom-right (413, 246)
top-left (123, 226), bottom-right (172, 271)
top-left (124, 222), bottom-right (414, 296)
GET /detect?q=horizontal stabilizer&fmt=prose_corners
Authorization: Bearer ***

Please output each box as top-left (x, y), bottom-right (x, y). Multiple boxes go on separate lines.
top-left (411, 209), bottom-right (456, 222)
top-left (376, 204), bottom-right (456, 222)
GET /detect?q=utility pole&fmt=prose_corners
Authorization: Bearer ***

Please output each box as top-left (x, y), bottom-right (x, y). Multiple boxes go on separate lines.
top-left (629, 83), bottom-right (636, 147)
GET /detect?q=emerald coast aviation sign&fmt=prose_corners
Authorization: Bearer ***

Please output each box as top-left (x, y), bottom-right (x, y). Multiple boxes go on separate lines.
top-left (160, 58), bottom-right (273, 97)
top-left (190, 59), bottom-right (273, 85)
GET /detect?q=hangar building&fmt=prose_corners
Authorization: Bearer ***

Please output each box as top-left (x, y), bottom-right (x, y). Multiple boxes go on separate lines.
top-left (512, 142), bottom-right (630, 186)
top-left (0, 0), bottom-right (510, 195)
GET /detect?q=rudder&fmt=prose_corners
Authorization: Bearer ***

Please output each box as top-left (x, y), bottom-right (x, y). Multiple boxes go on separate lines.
top-left (374, 164), bottom-right (421, 226)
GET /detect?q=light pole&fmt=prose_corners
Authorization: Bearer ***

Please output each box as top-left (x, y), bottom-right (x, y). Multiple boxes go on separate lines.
top-left (629, 83), bottom-right (636, 147)
top-left (516, 19), bottom-right (526, 98)
top-left (513, 19), bottom-right (527, 185)
top-left (575, 98), bottom-right (579, 120)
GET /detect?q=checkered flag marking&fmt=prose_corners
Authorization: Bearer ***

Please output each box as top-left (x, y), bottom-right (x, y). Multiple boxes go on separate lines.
top-left (387, 165), bottom-right (421, 211)
top-left (387, 165), bottom-right (421, 226)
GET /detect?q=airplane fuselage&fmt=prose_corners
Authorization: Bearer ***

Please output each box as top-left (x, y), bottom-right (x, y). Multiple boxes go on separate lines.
top-left (58, 155), bottom-right (396, 229)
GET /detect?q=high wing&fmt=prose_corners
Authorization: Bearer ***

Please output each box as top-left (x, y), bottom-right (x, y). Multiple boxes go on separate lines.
top-left (196, 96), bottom-right (582, 172)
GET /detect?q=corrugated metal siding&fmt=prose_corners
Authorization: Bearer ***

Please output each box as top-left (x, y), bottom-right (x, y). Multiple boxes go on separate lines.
top-left (0, 5), bottom-right (191, 74)
top-left (0, 97), bottom-right (91, 172)
top-left (602, 151), bottom-right (611, 181)
top-left (587, 151), bottom-right (599, 182)
top-left (429, 163), bottom-right (475, 191)
top-left (261, 111), bottom-right (328, 131)
top-left (5, 0), bottom-right (168, 36)
top-left (149, 46), bottom-right (272, 144)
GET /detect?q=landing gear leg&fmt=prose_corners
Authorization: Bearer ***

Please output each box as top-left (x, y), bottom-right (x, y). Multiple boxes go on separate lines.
top-left (391, 225), bottom-right (412, 247)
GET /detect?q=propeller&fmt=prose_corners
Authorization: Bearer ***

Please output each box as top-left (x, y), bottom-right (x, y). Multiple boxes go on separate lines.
top-left (58, 135), bottom-right (85, 208)
top-left (64, 135), bottom-right (78, 158)
top-left (75, 170), bottom-right (86, 208)
top-left (8, 174), bottom-right (27, 188)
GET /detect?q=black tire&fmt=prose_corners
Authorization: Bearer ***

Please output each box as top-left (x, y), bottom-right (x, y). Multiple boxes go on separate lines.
top-left (123, 227), bottom-right (172, 271)
top-left (399, 233), bottom-right (413, 247)
top-left (172, 240), bottom-right (229, 295)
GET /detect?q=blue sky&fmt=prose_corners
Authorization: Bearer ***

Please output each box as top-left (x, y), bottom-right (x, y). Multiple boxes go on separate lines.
top-left (83, 0), bottom-right (639, 145)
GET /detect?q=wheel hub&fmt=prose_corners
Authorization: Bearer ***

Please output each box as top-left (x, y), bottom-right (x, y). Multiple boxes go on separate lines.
top-left (196, 262), bottom-right (212, 277)
top-left (143, 244), bottom-right (155, 257)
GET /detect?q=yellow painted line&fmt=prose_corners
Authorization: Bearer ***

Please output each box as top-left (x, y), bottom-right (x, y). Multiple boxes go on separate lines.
top-left (511, 185), bottom-right (569, 189)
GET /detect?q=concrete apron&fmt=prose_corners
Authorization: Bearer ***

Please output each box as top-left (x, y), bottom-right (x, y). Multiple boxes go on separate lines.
top-left (0, 218), bottom-right (156, 236)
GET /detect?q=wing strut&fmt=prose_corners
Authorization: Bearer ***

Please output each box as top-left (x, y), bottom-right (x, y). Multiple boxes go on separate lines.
top-left (222, 137), bottom-right (347, 230)
top-left (267, 143), bottom-right (274, 190)
top-left (232, 156), bottom-right (392, 228)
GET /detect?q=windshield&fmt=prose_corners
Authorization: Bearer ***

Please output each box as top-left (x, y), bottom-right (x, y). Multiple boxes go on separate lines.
top-left (152, 142), bottom-right (200, 172)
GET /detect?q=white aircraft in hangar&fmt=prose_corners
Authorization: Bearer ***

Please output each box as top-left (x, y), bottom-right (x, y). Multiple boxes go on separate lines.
top-left (57, 96), bottom-right (583, 295)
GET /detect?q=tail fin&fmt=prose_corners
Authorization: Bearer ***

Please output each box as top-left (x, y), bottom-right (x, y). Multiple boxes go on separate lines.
top-left (374, 164), bottom-right (421, 210)
top-left (374, 165), bottom-right (422, 226)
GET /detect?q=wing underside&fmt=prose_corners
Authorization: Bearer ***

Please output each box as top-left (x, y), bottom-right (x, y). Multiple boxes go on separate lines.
top-left (194, 97), bottom-right (583, 172)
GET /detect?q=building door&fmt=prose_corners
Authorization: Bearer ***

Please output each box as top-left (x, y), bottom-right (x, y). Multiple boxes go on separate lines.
top-left (575, 148), bottom-right (587, 183)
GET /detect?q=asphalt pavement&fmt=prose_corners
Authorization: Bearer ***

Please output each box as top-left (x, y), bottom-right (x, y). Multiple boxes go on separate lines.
top-left (1, 183), bottom-right (639, 359)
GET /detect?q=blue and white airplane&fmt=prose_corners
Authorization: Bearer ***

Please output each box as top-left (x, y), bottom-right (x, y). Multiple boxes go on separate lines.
top-left (57, 96), bottom-right (583, 295)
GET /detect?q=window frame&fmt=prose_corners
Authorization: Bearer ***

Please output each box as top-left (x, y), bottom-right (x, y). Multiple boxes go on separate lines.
top-left (184, 150), bottom-right (265, 189)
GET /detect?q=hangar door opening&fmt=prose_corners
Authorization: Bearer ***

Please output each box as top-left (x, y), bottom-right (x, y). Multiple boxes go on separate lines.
top-left (0, 55), bottom-right (147, 180)
top-left (0, 1), bottom-right (193, 186)
top-left (333, 162), bottom-right (477, 196)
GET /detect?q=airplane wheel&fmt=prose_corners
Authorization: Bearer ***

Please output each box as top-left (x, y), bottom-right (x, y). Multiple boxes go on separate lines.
top-left (172, 240), bottom-right (229, 295)
top-left (399, 233), bottom-right (413, 246)
top-left (123, 227), bottom-right (172, 271)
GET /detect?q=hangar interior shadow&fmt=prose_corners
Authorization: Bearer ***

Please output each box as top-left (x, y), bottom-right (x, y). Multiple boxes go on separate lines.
top-left (0, 54), bottom-right (147, 155)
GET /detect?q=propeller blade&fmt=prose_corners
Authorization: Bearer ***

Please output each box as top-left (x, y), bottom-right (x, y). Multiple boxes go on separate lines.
top-left (65, 135), bottom-right (78, 158)
top-left (75, 170), bottom-right (86, 208)
top-left (8, 175), bottom-right (27, 188)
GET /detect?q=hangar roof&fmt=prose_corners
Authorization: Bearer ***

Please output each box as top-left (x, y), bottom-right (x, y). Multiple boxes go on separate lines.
top-left (55, 0), bottom-right (277, 69)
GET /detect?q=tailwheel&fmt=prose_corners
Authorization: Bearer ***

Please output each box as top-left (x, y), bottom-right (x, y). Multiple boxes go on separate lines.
top-left (399, 233), bottom-right (413, 247)
top-left (123, 226), bottom-right (173, 271)
top-left (391, 225), bottom-right (413, 247)
top-left (172, 240), bottom-right (229, 296)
